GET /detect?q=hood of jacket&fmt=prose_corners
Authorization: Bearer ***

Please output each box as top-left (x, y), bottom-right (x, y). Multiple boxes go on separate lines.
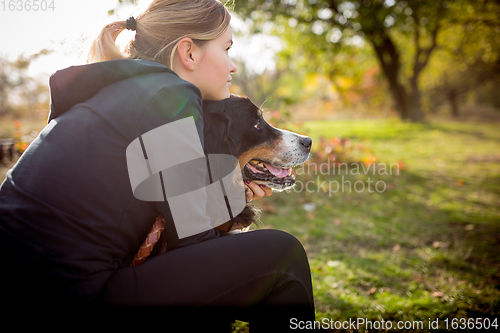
top-left (48, 59), bottom-right (176, 122)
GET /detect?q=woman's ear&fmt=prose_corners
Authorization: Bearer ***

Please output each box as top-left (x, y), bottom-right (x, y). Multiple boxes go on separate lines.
top-left (176, 37), bottom-right (196, 71)
top-left (176, 37), bottom-right (203, 71)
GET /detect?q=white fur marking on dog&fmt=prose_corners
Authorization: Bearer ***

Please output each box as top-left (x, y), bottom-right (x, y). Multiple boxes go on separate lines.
top-left (269, 128), bottom-right (310, 168)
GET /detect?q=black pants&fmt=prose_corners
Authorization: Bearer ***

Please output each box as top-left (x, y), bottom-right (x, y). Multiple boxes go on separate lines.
top-left (103, 229), bottom-right (315, 331)
top-left (2, 229), bottom-right (315, 332)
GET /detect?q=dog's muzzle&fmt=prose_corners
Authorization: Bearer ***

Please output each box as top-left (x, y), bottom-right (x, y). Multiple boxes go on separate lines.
top-left (243, 136), bottom-right (312, 191)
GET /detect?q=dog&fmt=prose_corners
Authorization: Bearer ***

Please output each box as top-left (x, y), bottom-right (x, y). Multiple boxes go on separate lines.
top-left (135, 95), bottom-right (312, 264)
top-left (203, 95), bottom-right (312, 232)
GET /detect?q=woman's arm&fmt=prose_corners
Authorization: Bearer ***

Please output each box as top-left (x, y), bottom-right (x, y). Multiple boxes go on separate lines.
top-left (130, 80), bottom-right (223, 250)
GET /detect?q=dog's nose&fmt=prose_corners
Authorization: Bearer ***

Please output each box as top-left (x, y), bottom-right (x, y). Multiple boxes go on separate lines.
top-left (300, 137), bottom-right (312, 150)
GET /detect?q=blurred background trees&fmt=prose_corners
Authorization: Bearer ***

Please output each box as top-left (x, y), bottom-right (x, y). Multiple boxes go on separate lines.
top-left (0, 49), bottom-right (51, 119)
top-left (232, 0), bottom-right (500, 122)
top-left (1, 0), bottom-right (499, 125)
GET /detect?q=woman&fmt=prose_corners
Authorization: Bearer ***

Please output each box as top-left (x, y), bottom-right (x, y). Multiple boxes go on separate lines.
top-left (0, 0), bottom-right (315, 330)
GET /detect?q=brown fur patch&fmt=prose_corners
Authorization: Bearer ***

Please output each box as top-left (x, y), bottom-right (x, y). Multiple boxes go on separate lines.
top-left (237, 139), bottom-right (283, 169)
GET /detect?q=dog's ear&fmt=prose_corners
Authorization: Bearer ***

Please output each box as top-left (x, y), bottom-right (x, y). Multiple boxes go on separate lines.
top-left (203, 101), bottom-right (232, 141)
top-left (203, 101), bottom-right (236, 155)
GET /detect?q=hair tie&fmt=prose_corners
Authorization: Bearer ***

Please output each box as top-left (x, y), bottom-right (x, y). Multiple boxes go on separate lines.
top-left (126, 16), bottom-right (137, 31)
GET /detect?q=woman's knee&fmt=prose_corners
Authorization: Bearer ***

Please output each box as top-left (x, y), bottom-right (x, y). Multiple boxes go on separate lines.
top-left (249, 230), bottom-right (315, 308)
top-left (254, 229), bottom-right (307, 255)
top-left (245, 229), bottom-right (310, 275)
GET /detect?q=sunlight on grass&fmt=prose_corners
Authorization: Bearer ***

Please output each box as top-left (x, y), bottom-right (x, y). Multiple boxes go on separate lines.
top-left (252, 118), bottom-right (500, 331)
top-left (2, 115), bottom-right (499, 333)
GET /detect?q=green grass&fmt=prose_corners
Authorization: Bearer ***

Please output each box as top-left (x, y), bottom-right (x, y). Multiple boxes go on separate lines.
top-left (2, 116), bottom-right (499, 332)
top-left (249, 117), bottom-right (500, 332)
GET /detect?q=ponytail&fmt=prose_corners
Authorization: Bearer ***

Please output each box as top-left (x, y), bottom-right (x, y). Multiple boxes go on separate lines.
top-left (87, 0), bottom-right (232, 68)
top-left (87, 21), bottom-right (128, 63)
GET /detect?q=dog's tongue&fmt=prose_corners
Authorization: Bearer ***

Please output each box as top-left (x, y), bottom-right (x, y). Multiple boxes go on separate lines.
top-left (264, 163), bottom-right (289, 178)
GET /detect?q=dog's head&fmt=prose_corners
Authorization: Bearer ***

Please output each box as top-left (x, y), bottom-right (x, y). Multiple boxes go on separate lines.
top-left (203, 95), bottom-right (312, 191)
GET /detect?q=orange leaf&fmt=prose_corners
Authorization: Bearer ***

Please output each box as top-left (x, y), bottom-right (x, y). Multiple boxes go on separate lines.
top-left (330, 137), bottom-right (341, 145)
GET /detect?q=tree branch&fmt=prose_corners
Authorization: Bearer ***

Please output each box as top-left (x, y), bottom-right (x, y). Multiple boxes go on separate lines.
top-left (412, 4), bottom-right (443, 79)
top-left (414, 22), bottom-right (439, 76)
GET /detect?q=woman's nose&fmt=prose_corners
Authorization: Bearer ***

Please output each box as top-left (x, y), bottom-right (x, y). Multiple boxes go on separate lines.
top-left (230, 59), bottom-right (237, 74)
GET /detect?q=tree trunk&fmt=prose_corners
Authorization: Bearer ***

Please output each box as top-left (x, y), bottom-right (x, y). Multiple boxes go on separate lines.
top-left (448, 88), bottom-right (460, 117)
top-left (371, 37), bottom-right (409, 120)
top-left (408, 77), bottom-right (425, 122)
top-left (370, 35), bottom-right (426, 122)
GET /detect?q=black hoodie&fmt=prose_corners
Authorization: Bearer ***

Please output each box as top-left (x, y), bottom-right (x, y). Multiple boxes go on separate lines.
top-left (0, 59), bottom-right (222, 301)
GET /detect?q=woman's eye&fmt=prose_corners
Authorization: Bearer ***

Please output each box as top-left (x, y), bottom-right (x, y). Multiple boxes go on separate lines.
top-left (226, 46), bottom-right (232, 52)
top-left (254, 121), bottom-right (261, 129)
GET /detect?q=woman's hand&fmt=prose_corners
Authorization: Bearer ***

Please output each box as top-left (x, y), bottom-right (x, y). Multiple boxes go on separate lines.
top-left (244, 181), bottom-right (272, 202)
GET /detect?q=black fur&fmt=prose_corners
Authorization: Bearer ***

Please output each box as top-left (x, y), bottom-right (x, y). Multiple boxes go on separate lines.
top-left (202, 95), bottom-right (274, 231)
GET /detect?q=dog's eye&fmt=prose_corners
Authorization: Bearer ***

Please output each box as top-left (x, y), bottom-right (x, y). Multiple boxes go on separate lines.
top-left (254, 120), bottom-right (261, 130)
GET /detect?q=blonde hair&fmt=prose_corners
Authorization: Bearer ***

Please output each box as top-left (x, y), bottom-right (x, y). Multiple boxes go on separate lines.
top-left (87, 0), bottom-right (232, 69)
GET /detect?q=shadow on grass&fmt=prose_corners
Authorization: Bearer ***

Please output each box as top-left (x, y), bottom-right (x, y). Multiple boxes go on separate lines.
top-left (253, 168), bottom-right (500, 329)
top-left (425, 122), bottom-right (500, 142)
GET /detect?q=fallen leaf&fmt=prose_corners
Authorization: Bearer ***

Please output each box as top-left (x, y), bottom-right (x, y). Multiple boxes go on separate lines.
top-left (261, 201), bottom-right (277, 214)
top-left (397, 159), bottom-right (404, 172)
top-left (303, 202), bottom-right (316, 212)
top-left (410, 275), bottom-right (422, 283)
top-left (327, 261), bottom-right (341, 267)
top-left (432, 241), bottom-right (450, 248)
